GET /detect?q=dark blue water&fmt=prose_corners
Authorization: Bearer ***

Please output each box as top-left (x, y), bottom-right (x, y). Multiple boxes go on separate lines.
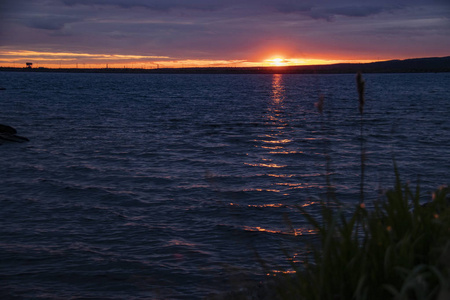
top-left (1, 72), bottom-right (449, 299)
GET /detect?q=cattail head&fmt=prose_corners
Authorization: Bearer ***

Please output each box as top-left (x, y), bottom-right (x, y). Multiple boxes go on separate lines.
top-left (356, 72), bottom-right (365, 114)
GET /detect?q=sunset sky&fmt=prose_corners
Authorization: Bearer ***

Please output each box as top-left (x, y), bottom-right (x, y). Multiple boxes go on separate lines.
top-left (0, 0), bottom-right (449, 68)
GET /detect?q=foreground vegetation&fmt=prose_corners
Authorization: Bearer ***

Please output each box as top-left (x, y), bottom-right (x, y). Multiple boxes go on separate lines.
top-left (274, 173), bottom-right (450, 300)
top-left (210, 176), bottom-right (450, 300)
top-left (210, 73), bottom-right (449, 300)
top-left (271, 73), bottom-right (448, 300)
top-left (276, 72), bottom-right (450, 299)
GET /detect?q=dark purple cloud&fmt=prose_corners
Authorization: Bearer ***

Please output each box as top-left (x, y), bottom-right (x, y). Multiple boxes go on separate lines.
top-left (0, 0), bottom-right (449, 62)
top-left (59, 0), bottom-right (390, 19)
top-left (307, 5), bottom-right (386, 21)
top-left (62, 0), bottom-right (229, 11)
top-left (24, 15), bottom-right (80, 31)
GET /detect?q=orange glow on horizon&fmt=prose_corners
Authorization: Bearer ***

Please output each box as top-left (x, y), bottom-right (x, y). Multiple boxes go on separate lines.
top-left (266, 57), bottom-right (287, 66)
top-left (0, 49), bottom-right (382, 69)
top-left (261, 55), bottom-right (379, 67)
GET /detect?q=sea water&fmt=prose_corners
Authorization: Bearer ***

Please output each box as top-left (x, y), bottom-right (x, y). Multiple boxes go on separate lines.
top-left (0, 72), bottom-right (449, 299)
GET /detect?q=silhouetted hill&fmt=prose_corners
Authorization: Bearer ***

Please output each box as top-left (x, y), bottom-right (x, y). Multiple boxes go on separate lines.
top-left (1, 56), bottom-right (449, 74)
top-left (307, 56), bottom-right (450, 74)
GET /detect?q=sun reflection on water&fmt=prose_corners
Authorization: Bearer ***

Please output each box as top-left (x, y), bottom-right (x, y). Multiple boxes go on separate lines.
top-left (257, 139), bottom-right (293, 144)
top-left (244, 162), bottom-right (287, 168)
top-left (251, 74), bottom-right (296, 193)
top-left (243, 226), bottom-right (317, 236)
top-left (247, 203), bottom-right (286, 208)
top-left (267, 270), bottom-right (297, 277)
top-left (271, 74), bottom-right (285, 103)
top-left (226, 74), bottom-right (323, 277)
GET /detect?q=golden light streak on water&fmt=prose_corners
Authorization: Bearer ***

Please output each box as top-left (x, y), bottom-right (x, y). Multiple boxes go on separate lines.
top-left (267, 270), bottom-right (297, 276)
top-left (243, 226), bottom-right (317, 236)
top-left (244, 163), bottom-right (287, 168)
top-left (300, 201), bottom-right (320, 208)
top-left (274, 182), bottom-right (308, 189)
top-left (259, 145), bottom-right (283, 149)
top-left (246, 203), bottom-right (286, 208)
top-left (243, 188), bottom-right (281, 193)
top-left (257, 139), bottom-right (293, 144)
top-left (266, 174), bottom-right (297, 178)
top-left (269, 150), bottom-right (304, 154)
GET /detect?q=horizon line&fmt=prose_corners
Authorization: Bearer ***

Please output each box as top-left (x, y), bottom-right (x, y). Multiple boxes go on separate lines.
top-left (1, 56), bottom-right (449, 74)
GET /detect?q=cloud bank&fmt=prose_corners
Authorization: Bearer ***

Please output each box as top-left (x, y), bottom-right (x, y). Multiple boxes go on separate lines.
top-left (0, 0), bottom-right (449, 65)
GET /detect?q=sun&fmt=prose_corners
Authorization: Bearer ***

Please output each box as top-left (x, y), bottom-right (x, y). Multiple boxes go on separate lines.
top-left (272, 58), bottom-right (284, 65)
top-left (265, 57), bottom-right (287, 66)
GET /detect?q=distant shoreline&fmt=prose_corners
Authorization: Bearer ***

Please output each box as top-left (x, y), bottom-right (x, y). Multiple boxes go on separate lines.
top-left (1, 56), bottom-right (449, 74)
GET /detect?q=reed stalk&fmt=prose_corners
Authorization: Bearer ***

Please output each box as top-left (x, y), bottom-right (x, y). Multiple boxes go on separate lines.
top-left (357, 72), bottom-right (366, 204)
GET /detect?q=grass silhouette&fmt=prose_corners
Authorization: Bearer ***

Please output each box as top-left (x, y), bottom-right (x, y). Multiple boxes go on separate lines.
top-left (209, 73), bottom-right (449, 300)
top-left (269, 73), bottom-right (450, 300)
top-left (283, 173), bottom-right (450, 300)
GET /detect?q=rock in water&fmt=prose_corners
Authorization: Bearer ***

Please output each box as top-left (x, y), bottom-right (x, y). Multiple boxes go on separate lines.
top-left (0, 124), bottom-right (17, 135)
top-left (0, 124), bottom-right (29, 143)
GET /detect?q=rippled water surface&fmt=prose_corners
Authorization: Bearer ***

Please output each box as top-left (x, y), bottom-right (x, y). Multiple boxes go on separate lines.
top-left (1, 72), bottom-right (449, 299)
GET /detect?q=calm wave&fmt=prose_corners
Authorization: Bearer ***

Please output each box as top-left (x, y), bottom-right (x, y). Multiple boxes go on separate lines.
top-left (1, 72), bottom-right (449, 299)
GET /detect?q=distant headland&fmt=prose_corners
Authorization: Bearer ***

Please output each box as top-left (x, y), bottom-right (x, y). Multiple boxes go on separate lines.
top-left (1, 56), bottom-right (449, 74)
